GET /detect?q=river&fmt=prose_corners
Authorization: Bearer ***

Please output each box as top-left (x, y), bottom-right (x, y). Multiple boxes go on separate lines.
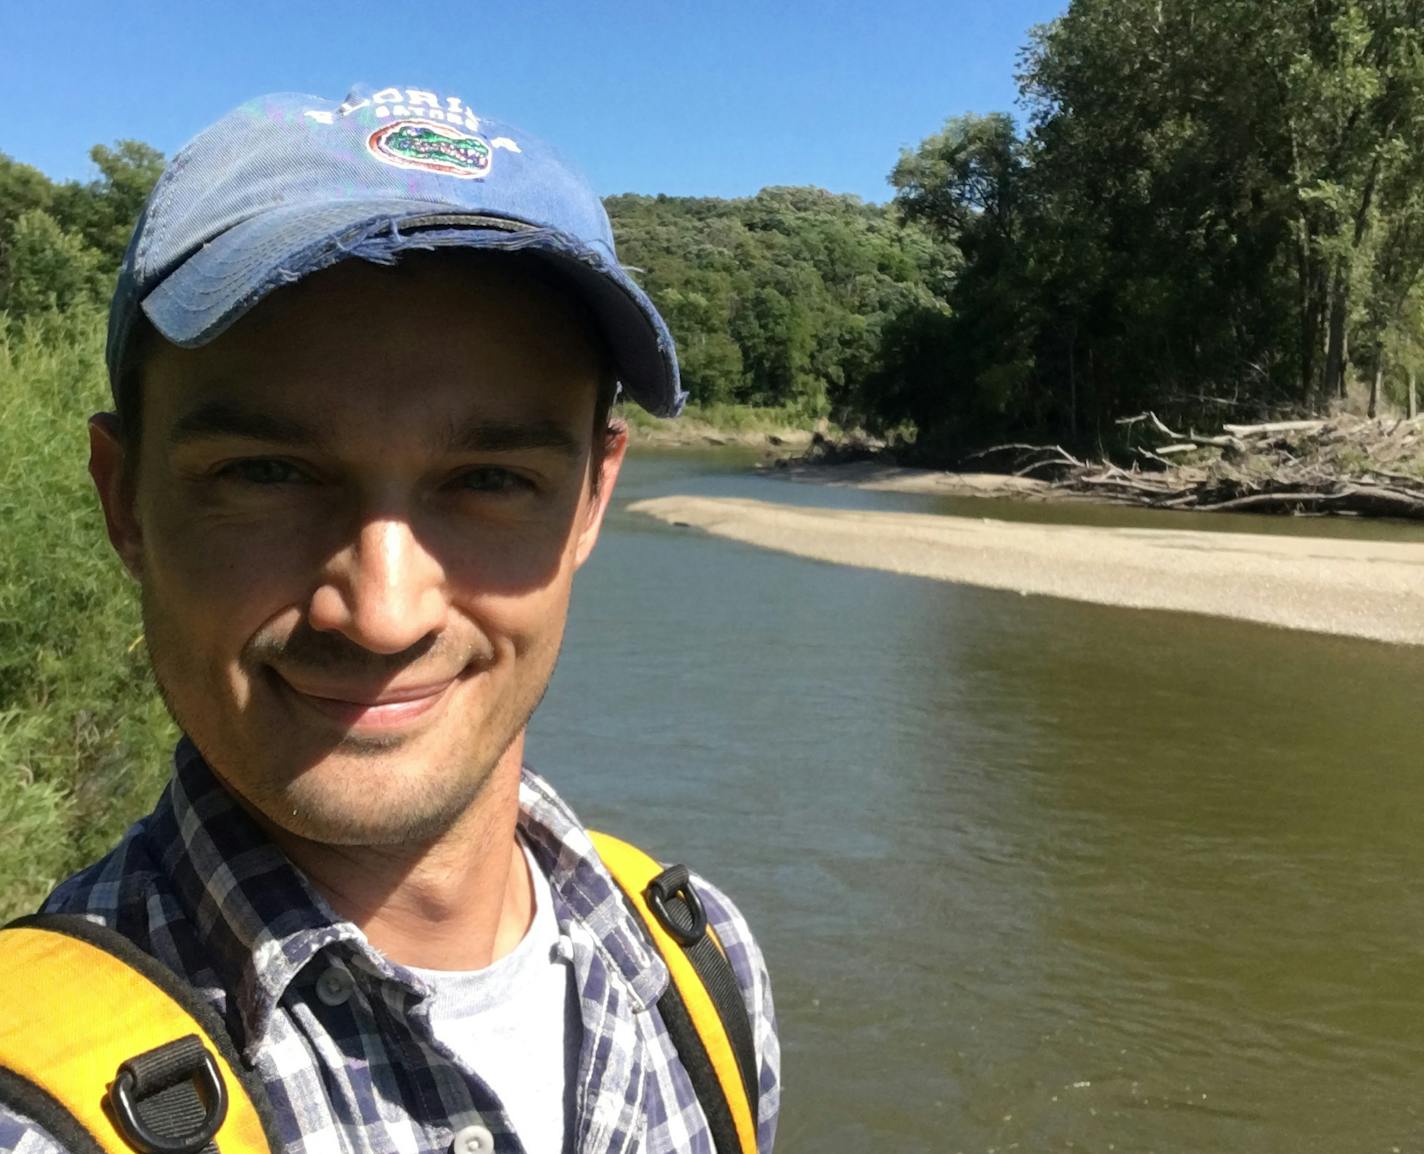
top-left (528, 449), bottom-right (1424, 1154)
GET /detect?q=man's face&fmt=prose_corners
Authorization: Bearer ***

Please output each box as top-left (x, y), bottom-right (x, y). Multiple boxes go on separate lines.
top-left (91, 255), bottom-right (626, 846)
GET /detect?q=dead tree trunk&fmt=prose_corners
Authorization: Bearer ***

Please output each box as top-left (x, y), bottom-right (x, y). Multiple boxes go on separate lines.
top-left (1324, 269), bottom-right (1349, 403)
top-left (1340, 328), bottom-right (1351, 400)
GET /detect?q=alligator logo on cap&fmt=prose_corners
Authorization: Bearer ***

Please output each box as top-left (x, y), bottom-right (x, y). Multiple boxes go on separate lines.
top-left (367, 120), bottom-right (492, 179)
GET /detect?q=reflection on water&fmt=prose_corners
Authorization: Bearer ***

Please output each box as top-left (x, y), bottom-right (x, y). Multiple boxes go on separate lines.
top-left (530, 450), bottom-right (1424, 1154)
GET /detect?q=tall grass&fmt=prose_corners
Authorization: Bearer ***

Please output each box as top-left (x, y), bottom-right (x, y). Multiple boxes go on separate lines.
top-left (0, 309), bottom-right (175, 920)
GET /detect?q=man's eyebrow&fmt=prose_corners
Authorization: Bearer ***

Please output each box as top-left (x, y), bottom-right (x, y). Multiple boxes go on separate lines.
top-left (169, 402), bottom-right (583, 458)
top-left (168, 401), bottom-right (326, 447)
top-left (448, 419), bottom-right (582, 458)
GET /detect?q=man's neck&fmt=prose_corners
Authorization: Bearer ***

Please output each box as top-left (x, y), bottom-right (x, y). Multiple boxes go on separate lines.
top-left (256, 749), bottom-right (536, 972)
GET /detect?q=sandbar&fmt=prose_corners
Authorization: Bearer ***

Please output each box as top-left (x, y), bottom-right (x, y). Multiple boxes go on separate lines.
top-left (628, 495), bottom-right (1424, 645)
top-left (768, 460), bottom-right (1051, 497)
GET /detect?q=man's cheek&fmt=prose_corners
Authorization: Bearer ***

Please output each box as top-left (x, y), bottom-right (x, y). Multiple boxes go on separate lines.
top-left (145, 541), bottom-right (305, 668)
top-left (152, 502), bottom-right (313, 590)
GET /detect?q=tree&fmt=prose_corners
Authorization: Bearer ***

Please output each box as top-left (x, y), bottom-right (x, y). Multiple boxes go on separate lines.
top-left (50, 141), bottom-right (165, 267)
top-left (0, 141), bottom-right (165, 325)
top-left (0, 155), bottom-right (56, 243)
top-left (0, 210), bottom-right (106, 320)
top-left (890, 114), bottom-right (1040, 444)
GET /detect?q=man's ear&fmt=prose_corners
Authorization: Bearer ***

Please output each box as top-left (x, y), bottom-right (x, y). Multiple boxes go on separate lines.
top-left (574, 421), bottom-right (629, 569)
top-left (88, 412), bottom-right (144, 579)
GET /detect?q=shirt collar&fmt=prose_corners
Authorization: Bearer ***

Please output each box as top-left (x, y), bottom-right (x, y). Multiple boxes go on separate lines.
top-left (516, 769), bottom-right (669, 1012)
top-left (157, 740), bottom-right (668, 1061)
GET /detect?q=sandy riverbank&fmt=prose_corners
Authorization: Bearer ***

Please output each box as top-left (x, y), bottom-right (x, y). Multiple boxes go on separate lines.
top-left (628, 495), bottom-right (1424, 645)
top-left (767, 459), bottom-right (1052, 497)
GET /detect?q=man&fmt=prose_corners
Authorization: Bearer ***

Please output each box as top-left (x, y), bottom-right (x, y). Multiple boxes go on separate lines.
top-left (0, 84), bottom-right (779, 1154)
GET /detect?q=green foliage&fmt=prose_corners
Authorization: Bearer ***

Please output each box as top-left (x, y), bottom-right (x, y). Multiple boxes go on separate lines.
top-left (0, 146), bottom-right (175, 917)
top-left (889, 115), bottom-right (1041, 444)
top-left (893, 113), bottom-right (1022, 253)
top-left (0, 154), bottom-right (56, 241)
top-left (621, 400), bottom-right (812, 435)
top-left (0, 310), bottom-right (175, 920)
top-left (50, 141), bottom-right (166, 267)
top-left (1, 210), bottom-right (108, 318)
top-left (887, 0), bottom-right (1424, 452)
top-left (0, 141), bottom-right (165, 325)
top-left (606, 188), bottom-right (945, 424)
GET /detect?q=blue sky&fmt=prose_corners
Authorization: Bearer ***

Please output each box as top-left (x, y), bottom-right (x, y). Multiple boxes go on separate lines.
top-left (2, 0), bottom-right (1065, 204)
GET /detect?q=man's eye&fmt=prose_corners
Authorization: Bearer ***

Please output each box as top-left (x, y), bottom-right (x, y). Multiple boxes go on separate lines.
top-left (456, 467), bottom-right (534, 495)
top-left (218, 459), bottom-right (308, 485)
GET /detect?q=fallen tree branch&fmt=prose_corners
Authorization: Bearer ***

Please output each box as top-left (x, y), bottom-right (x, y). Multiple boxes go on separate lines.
top-left (966, 442), bottom-right (1084, 465)
top-left (1189, 434), bottom-right (1248, 450)
top-left (1221, 419), bottom-right (1328, 436)
top-left (1194, 491), bottom-right (1347, 513)
top-left (1116, 411), bottom-right (1184, 440)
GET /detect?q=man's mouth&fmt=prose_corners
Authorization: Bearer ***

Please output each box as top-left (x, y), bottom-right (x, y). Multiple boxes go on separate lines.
top-left (274, 674), bottom-right (460, 731)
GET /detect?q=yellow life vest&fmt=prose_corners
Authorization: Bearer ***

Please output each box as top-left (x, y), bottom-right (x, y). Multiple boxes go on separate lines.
top-left (0, 832), bottom-right (758, 1154)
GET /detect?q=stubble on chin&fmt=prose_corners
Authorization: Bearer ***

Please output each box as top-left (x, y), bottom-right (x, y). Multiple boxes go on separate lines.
top-left (230, 741), bottom-right (501, 848)
top-left (181, 680), bottom-right (524, 849)
top-left (139, 579), bottom-right (561, 850)
top-left (148, 659), bottom-right (551, 850)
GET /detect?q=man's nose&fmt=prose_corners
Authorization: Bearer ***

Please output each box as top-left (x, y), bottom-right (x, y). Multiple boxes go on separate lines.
top-left (308, 514), bottom-right (448, 654)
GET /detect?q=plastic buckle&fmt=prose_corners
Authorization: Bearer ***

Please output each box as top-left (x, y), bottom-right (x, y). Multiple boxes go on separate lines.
top-left (646, 865), bottom-right (708, 947)
top-left (110, 1048), bottom-right (228, 1154)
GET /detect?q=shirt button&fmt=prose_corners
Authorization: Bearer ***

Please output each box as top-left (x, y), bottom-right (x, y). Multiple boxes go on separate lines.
top-left (451, 1124), bottom-right (494, 1154)
top-left (315, 965), bottom-right (354, 1006)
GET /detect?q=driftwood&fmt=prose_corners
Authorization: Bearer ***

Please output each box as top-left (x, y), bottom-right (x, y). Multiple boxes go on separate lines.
top-left (970, 414), bottom-right (1424, 520)
top-left (1117, 411), bottom-right (1185, 439)
top-left (1221, 419), bottom-right (1329, 436)
top-left (964, 442), bottom-right (1087, 479)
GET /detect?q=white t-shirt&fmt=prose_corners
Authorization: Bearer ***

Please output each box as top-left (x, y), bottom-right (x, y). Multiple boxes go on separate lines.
top-left (408, 840), bottom-right (582, 1154)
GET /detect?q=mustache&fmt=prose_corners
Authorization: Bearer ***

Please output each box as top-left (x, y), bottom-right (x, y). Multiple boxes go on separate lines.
top-left (244, 621), bottom-right (485, 683)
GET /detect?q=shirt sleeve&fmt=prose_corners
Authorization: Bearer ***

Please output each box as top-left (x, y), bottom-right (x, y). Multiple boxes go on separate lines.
top-left (0, 1105), bottom-right (71, 1154)
top-left (692, 873), bottom-right (781, 1154)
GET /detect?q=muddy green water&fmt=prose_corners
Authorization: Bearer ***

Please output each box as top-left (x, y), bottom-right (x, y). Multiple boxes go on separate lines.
top-left (530, 451), bottom-right (1424, 1154)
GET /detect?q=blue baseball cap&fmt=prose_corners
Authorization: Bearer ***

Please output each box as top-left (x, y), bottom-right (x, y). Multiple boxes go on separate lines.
top-left (106, 83), bottom-right (685, 416)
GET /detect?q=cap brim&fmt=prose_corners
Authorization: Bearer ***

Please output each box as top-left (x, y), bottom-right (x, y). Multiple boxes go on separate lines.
top-left (140, 198), bottom-right (685, 417)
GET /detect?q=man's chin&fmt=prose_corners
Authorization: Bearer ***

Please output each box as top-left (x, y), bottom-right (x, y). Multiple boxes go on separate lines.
top-left (326, 729), bottom-right (411, 756)
top-left (269, 776), bottom-right (476, 847)
top-left (212, 743), bottom-right (492, 848)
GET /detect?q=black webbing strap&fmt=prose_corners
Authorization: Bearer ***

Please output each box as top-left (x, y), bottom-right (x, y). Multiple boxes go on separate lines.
top-left (646, 864), bottom-right (761, 1125)
top-left (652, 977), bottom-right (745, 1154)
top-left (111, 1035), bottom-right (227, 1154)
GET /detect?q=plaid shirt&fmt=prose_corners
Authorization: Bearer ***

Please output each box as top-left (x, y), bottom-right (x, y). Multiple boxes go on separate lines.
top-left (1, 740), bottom-right (779, 1154)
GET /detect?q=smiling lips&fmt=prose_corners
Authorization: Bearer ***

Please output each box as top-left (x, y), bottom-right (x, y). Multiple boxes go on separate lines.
top-left (280, 676), bottom-right (458, 731)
